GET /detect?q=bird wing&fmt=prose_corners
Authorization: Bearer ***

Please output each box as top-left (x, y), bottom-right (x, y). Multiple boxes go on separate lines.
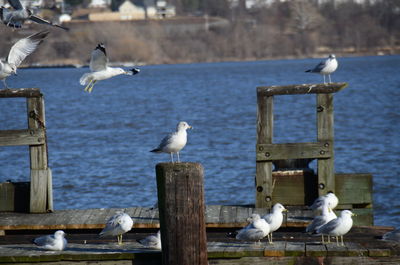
top-left (236, 228), bottom-right (265, 241)
top-left (29, 15), bottom-right (69, 31)
top-left (99, 212), bottom-right (124, 236)
top-left (311, 60), bottom-right (328, 73)
top-left (317, 218), bottom-right (340, 234)
top-left (306, 216), bottom-right (327, 233)
top-left (34, 235), bottom-right (55, 246)
top-left (0, 8), bottom-right (22, 28)
top-left (262, 213), bottom-right (273, 224)
top-left (7, 30), bottom-right (49, 67)
top-left (90, 44), bottom-right (108, 72)
top-left (157, 132), bottom-right (175, 150)
top-left (7, 0), bottom-right (23, 10)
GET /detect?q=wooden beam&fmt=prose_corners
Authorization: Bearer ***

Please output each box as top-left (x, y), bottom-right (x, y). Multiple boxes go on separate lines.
top-left (256, 93), bottom-right (273, 208)
top-left (156, 162), bottom-right (208, 265)
top-left (257, 82), bottom-right (347, 96)
top-left (256, 142), bottom-right (332, 161)
top-left (317, 93), bottom-right (335, 195)
top-left (0, 88), bottom-right (42, 98)
top-left (0, 129), bottom-right (45, 146)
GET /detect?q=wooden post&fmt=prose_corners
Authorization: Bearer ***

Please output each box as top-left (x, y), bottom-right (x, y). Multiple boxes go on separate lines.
top-left (27, 96), bottom-right (52, 213)
top-left (156, 162), bottom-right (208, 265)
top-left (317, 93), bottom-right (335, 195)
top-left (256, 92), bottom-right (273, 208)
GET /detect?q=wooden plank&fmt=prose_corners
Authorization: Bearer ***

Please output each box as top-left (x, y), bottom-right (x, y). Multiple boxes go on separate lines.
top-left (336, 174), bottom-right (373, 204)
top-left (235, 206), bottom-right (252, 225)
top-left (47, 168), bottom-right (53, 212)
top-left (256, 93), bottom-right (273, 208)
top-left (256, 142), bottom-right (332, 161)
top-left (345, 242), bottom-right (368, 257)
top-left (263, 241), bottom-right (286, 257)
top-left (29, 169), bottom-right (48, 213)
top-left (285, 242), bottom-right (305, 256)
top-left (0, 129), bottom-right (45, 146)
top-left (206, 205), bottom-right (222, 225)
top-left (0, 88), bottom-right (42, 98)
top-left (317, 93), bottom-right (335, 195)
top-left (156, 162), bottom-right (208, 265)
top-left (220, 206), bottom-right (238, 227)
top-left (0, 183), bottom-right (14, 211)
top-left (326, 242), bottom-right (349, 256)
top-left (306, 243), bottom-right (327, 257)
top-left (257, 82), bottom-right (347, 96)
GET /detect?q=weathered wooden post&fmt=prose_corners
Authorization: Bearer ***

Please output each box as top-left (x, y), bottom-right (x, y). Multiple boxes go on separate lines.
top-left (156, 162), bottom-right (208, 265)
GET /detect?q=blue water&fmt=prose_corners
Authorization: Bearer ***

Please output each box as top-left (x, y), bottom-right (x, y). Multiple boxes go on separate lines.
top-left (0, 55), bottom-right (399, 227)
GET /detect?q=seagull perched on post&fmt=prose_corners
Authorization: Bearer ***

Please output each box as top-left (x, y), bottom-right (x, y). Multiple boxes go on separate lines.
top-left (80, 43), bottom-right (140, 93)
top-left (0, 30), bottom-right (49, 89)
top-left (33, 230), bottom-right (67, 251)
top-left (0, 0), bottom-right (68, 30)
top-left (305, 54), bottom-right (338, 84)
top-left (150, 121), bottom-right (192, 163)
top-left (99, 211), bottom-right (133, 245)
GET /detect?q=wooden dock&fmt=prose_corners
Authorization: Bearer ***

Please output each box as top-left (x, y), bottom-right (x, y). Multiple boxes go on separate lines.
top-left (0, 206), bottom-right (399, 264)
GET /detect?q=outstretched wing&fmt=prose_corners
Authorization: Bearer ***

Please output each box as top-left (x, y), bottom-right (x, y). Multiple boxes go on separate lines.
top-left (29, 15), bottom-right (69, 31)
top-left (90, 43), bottom-right (108, 72)
top-left (7, 30), bottom-right (49, 67)
top-left (7, 0), bottom-right (23, 10)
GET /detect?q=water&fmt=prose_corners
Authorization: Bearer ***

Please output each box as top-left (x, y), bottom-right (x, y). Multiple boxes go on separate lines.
top-left (0, 55), bottom-right (399, 227)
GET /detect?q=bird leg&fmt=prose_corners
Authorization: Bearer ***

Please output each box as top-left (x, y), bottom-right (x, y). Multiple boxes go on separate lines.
top-left (84, 80), bottom-right (93, 92)
top-left (170, 153), bottom-right (174, 163)
top-left (117, 234), bottom-right (123, 245)
top-left (321, 234), bottom-right (325, 244)
top-left (328, 235), bottom-right (331, 243)
top-left (88, 80), bottom-right (97, 93)
top-left (336, 236), bottom-right (339, 246)
top-left (340, 236), bottom-right (344, 246)
top-left (268, 233), bottom-right (273, 244)
top-left (177, 152), bottom-right (180, 162)
top-left (2, 79), bottom-right (9, 89)
top-left (328, 74), bottom-right (332, 83)
top-left (323, 75), bottom-right (326, 84)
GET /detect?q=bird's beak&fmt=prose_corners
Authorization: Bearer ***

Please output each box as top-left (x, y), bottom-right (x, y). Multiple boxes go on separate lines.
top-left (188, 126), bottom-right (193, 129)
top-left (352, 213), bottom-right (357, 216)
top-left (328, 207), bottom-right (332, 213)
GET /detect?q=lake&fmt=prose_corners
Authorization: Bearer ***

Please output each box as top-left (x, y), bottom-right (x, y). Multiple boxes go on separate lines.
top-left (0, 55), bottom-right (399, 227)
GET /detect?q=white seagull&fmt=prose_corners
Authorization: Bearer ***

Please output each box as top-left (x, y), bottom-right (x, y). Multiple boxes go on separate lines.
top-left (306, 201), bottom-right (337, 243)
top-left (235, 214), bottom-right (270, 244)
top-left (0, 0), bottom-right (68, 30)
top-left (33, 230), bottom-right (67, 251)
top-left (150, 121), bottom-right (192, 163)
top-left (262, 203), bottom-right (287, 244)
top-left (99, 211), bottom-right (133, 245)
top-left (316, 210), bottom-right (355, 246)
top-left (137, 230), bottom-right (161, 250)
top-left (79, 43), bottom-right (140, 93)
top-left (305, 54), bottom-right (338, 84)
top-left (382, 228), bottom-right (400, 242)
top-left (0, 30), bottom-right (49, 88)
top-left (309, 192), bottom-right (339, 212)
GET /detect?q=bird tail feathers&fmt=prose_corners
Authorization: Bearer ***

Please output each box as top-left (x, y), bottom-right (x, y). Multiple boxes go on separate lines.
top-left (150, 148), bottom-right (161, 153)
top-left (305, 70), bottom-right (312, 73)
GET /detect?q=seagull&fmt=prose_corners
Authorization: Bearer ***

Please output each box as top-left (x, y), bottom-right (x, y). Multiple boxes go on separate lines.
top-left (382, 228), bottom-right (400, 242)
top-left (305, 54), bottom-right (338, 84)
top-left (137, 230), bottom-right (161, 250)
top-left (235, 214), bottom-right (270, 244)
top-left (0, 0), bottom-right (68, 30)
top-left (306, 201), bottom-right (337, 243)
top-left (33, 230), bottom-right (67, 251)
top-left (262, 203), bottom-right (287, 244)
top-left (0, 30), bottom-right (49, 89)
top-left (79, 43), bottom-right (140, 93)
top-left (150, 121), bottom-right (192, 163)
top-left (309, 192), bottom-right (339, 212)
top-left (316, 210), bottom-right (355, 246)
top-left (99, 211), bottom-right (133, 245)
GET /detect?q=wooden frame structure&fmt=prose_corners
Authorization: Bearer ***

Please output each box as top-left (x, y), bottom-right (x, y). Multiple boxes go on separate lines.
top-left (256, 83), bottom-right (348, 208)
top-left (0, 88), bottom-right (53, 213)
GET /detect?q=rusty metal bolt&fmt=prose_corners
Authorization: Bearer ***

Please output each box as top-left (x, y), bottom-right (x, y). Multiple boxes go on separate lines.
top-left (319, 183), bottom-right (325, 189)
top-left (265, 196), bottom-right (272, 202)
top-left (317, 106), bottom-right (324, 112)
top-left (259, 146), bottom-right (264, 151)
top-left (256, 186), bottom-right (263, 192)
top-left (324, 142), bottom-right (329, 147)
top-left (320, 150), bottom-right (325, 155)
top-left (265, 152), bottom-right (270, 157)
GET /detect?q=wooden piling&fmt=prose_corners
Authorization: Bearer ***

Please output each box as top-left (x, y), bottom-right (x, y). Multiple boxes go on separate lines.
top-left (156, 162), bottom-right (208, 265)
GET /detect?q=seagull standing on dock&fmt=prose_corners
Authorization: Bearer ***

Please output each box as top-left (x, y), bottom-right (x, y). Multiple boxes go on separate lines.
top-left (99, 211), bottom-right (133, 245)
top-left (33, 230), bottom-right (67, 251)
top-left (0, 0), bottom-right (68, 30)
top-left (150, 121), bottom-right (192, 163)
top-left (306, 201), bottom-right (337, 243)
top-left (235, 214), bottom-right (270, 244)
top-left (309, 192), bottom-right (339, 212)
top-left (80, 43), bottom-right (140, 93)
top-left (262, 203), bottom-right (287, 244)
top-left (137, 230), bottom-right (161, 250)
top-left (316, 210), bottom-right (355, 246)
top-left (0, 30), bottom-right (49, 89)
top-left (305, 54), bottom-right (338, 84)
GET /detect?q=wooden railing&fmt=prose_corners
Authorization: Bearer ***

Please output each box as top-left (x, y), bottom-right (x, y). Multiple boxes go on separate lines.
top-left (256, 83), bottom-right (348, 208)
top-left (0, 88), bottom-right (53, 213)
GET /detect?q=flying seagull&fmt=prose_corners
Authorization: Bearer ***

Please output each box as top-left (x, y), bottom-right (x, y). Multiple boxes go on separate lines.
top-left (305, 54), bottom-right (338, 84)
top-left (0, 30), bottom-right (49, 89)
top-left (0, 0), bottom-right (69, 30)
top-left (99, 211), bottom-right (133, 245)
top-left (80, 43), bottom-right (140, 93)
top-left (150, 121), bottom-right (192, 163)
top-left (33, 230), bottom-right (67, 251)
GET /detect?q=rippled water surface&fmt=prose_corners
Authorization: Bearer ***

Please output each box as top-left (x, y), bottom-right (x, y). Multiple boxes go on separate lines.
top-left (0, 55), bottom-right (399, 226)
